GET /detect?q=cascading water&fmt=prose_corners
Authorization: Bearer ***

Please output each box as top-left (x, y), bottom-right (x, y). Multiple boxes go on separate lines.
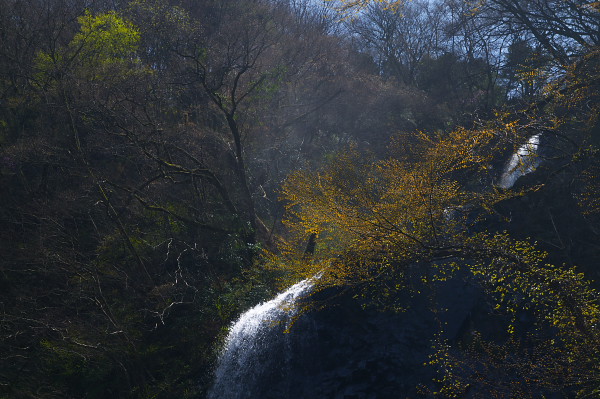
top-left (208, 278), bottom-right (315, 399)
top-left (206, 270), bottom-right (483, 399)
top-left (498, 134), bottom-right (541, 189)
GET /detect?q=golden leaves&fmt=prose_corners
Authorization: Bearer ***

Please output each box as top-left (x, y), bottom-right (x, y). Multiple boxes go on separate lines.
top-left (277, 124), bottom-right (504, 291)
top-left (278, 120), bottom-right (518, 271)
top-left (325, 0), bottom-right (405, 16)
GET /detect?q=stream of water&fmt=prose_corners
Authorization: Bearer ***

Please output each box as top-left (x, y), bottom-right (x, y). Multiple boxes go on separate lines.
top-left (498, 134), bottom-right (541, 189)
top-left (208, 278), bottom-right (315, 399)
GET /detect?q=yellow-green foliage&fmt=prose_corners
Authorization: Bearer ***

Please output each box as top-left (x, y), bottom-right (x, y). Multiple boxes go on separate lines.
top-left (35, 10), bottom-right (142, 84)
top-left (72, 10), bottom-right (140, 66)
top-left (465, 232), bottom-right (600, 342)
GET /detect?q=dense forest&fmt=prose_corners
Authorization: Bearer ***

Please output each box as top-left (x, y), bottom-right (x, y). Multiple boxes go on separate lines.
top-left (1, 0), bottom-right (599, 397)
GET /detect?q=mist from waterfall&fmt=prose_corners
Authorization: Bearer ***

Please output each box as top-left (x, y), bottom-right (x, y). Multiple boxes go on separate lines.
top-left (498, 134), bottom-right (541, 189)
top-left (208, 278), bottom-right (315, 399)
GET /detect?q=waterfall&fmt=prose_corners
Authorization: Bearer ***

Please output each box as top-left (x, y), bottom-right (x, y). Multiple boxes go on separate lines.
top-left (208, 278), bottom-right (315, 399)
top-left (498, 134), bottom-right (541, 189)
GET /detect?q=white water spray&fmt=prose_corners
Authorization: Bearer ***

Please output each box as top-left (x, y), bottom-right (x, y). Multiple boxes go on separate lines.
top-left (208, 278), bottom-right (316, 399)
top-left (498, 134), bottom-right (541, 189)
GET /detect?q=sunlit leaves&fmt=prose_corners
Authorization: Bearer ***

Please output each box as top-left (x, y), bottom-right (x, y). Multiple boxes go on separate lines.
top-left (35, 10), bottom-right (142, 84)
top-left (72, 10), bottom-right (140, 65)
top-left (278, 125), bottom-right (500, 292)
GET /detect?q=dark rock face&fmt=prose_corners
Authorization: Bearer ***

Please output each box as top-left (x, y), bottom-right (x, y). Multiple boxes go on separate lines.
top-left (491, 162), bottom-right (600, 284)
top-left (289, 303), bottom-right (436, 399)
top-left (211, 274), bottom-right (482, 399)
top-left (291, 278), bottom-right (481, 399)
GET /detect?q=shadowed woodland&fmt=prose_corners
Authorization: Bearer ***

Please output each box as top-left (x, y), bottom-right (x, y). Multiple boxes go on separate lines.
top-left (1, 0), bottom-right (600, 397)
